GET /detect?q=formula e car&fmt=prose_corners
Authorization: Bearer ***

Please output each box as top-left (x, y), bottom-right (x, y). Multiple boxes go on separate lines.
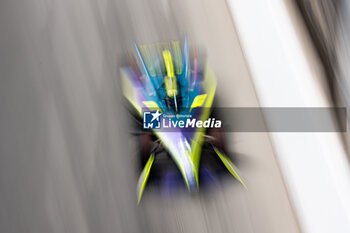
top-left (120, 38), bottom-right (246, 203)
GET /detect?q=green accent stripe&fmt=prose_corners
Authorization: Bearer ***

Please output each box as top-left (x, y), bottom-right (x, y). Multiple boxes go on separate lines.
top-left (137, 153), bottom-right (155, 204)
top-left (190, 63), bottom-right (217, 182)
top-left (213, 147), bottom-right (247, 189)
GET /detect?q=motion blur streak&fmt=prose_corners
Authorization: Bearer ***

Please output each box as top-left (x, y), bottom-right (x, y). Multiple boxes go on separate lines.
top-left (2, 0), bottom-right (347, 233)
top-left (0, 1), bottom-right (140, 232)
top-left (229, 0), bottom-right (350, 233)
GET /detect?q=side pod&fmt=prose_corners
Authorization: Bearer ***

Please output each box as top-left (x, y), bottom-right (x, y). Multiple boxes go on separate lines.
top-left (213, 147), bottom-right (247, 189)
top-left (137, 153), bottom-right (155, 204)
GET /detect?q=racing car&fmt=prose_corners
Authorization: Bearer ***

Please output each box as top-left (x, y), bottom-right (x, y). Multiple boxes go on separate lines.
top-left (120, 38), bottom-right (246, 203)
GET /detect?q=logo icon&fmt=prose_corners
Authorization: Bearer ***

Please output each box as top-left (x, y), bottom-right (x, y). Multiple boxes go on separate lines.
top-left (143, 110), bottom-right (162, 129)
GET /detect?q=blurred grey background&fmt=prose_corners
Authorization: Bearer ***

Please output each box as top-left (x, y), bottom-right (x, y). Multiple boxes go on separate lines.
top-left (2, 0), bottom-right (349, 232)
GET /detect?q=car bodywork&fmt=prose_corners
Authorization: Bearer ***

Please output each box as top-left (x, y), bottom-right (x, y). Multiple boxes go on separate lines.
top-left (120, 38), bottom-right (246, 203)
